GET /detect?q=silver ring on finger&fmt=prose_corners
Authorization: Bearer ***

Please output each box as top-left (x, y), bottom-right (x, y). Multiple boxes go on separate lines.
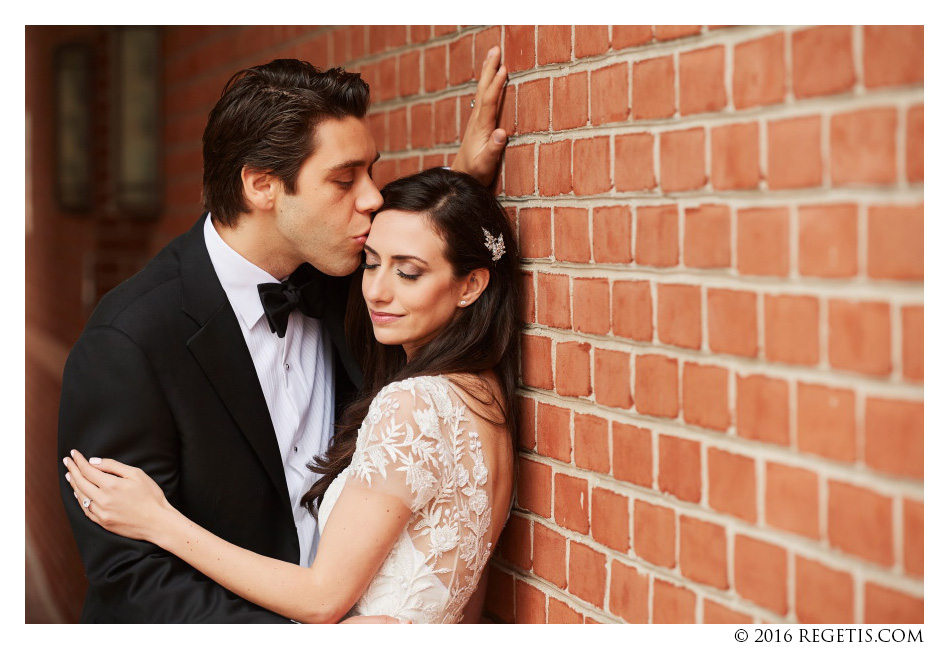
top-left (82, 497), bottom-right (91, 508)
top-left (469, 98), bottom-right (476, 109)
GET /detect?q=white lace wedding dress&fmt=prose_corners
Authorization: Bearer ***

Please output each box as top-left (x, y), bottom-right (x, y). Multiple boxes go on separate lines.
top-left (317, 375), bottom-right (498, 623)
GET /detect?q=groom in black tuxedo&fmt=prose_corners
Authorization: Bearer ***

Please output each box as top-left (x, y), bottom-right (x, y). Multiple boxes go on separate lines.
top-left (58, 53), bottom-right (507, 622)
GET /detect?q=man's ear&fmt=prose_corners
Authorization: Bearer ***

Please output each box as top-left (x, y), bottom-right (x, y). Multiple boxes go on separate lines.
top-left (240, 167), bottom-right (278, 211)
top-left (457, 268), bottom-right (490, 307)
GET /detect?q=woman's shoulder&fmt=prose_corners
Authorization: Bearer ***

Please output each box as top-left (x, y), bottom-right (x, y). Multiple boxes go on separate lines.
top-left (369, 375), bottom-right (458, 420)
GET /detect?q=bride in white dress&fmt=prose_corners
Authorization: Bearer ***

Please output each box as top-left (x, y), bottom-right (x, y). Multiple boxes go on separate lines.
top-left (63, 168), bottom-right (520, 623)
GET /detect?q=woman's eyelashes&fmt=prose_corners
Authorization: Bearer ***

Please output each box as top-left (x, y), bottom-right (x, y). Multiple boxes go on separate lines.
top-left (396, 269), bottom-right (420, 281)
top-left (360, 258), bottom-right (420, 280)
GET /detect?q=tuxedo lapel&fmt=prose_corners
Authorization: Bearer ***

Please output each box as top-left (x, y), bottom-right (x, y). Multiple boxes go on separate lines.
top-left (179, 215), bottom-right (292, 509)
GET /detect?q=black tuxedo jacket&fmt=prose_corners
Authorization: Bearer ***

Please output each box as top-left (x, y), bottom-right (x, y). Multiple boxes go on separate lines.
top-left (57, 214), bottom-right (362, 622)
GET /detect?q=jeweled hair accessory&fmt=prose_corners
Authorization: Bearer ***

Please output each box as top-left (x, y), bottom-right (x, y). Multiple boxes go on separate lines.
top-left (482, 227), bottom-right (506, 262)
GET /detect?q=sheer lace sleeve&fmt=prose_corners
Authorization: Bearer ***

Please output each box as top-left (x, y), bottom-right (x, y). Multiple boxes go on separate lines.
top-left (347, 376), bottom-right (459, 512)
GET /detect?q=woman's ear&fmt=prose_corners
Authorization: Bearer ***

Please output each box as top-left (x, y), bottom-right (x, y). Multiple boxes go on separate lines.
top-left (240, 166), bottom-right (277, 211)
top-left (457, 268), bottom-right (490, 307)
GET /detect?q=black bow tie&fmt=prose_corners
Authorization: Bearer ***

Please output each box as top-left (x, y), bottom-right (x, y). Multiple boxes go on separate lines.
top-left (257, 263), bottom-right (328, 338)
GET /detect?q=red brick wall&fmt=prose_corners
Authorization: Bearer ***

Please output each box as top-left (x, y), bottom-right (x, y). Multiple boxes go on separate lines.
top-left (26, 25), bottom-right (923, 624)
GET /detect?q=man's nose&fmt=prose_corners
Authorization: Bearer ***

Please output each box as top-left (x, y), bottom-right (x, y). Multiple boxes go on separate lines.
top-left (357, 177), bottom-right (384, 213)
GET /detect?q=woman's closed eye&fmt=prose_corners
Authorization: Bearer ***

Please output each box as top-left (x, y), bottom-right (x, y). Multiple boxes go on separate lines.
top-left (396, 269), bottom-right (420, 280)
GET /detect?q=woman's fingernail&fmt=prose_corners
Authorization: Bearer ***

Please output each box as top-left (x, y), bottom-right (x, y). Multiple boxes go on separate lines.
top-left (90, 457), bottom-right (101, 465)
top-left (70, 450), bottom-right (76, 458)
top-left (493, 132), bottom-right (506, 144)
top-left (63, 457), bottom-right (68, 467)
top-left (73, 491), bottom-right (78, 499)
top-left (65, 473), bottom-right (71, 483)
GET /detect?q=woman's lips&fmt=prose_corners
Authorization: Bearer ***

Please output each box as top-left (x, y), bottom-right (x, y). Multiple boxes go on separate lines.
top-left (369, 310), bottom-right (403, 324)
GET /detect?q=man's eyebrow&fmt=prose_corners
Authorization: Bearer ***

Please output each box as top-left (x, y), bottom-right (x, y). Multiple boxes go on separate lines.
top-left (363, 244), bottom-right (429, 267)
top-left (328, 152), bottom-right (381, 173)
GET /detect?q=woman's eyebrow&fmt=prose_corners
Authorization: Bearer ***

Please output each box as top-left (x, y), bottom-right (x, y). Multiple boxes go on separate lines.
top-left (363, 244), bottom-right (429, 266)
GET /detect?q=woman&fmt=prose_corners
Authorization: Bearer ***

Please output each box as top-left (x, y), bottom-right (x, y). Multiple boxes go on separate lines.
top-left (63, 168), bottom-right (520, 624)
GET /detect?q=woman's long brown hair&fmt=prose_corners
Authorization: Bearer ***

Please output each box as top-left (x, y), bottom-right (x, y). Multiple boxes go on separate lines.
top-left (302, 168), bottom-right (521, 515)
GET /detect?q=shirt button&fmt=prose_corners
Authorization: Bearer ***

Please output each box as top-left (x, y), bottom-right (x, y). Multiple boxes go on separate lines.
top-left (294, 446), bottom-right (298, 453)
top-left (284, 363), bottom-right (290, 371)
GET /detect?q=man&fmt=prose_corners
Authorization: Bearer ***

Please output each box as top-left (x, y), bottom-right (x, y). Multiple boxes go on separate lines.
top-left (58, 49), bottom-right (507, 622)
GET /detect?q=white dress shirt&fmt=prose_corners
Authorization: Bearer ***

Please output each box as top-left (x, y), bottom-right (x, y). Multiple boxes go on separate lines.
top-left (204, 216), bottom-right (333, 567)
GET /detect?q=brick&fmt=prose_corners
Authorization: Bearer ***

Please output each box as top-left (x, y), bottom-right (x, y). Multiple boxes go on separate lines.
top-left (736, 374), bottom-right (790, 445)
top-left (518, 207), bottom-right (551, 259)
top-left (552, 72), bottom-right (588, 130)
top-left (864, 583), bottom-right (923, 623)
top-left (704, 601), bottom-right (753, 624)
top-left (680, 516), bottom-right (728, 589)
top-left (679, 46), bottom-right (726, 115)
top-left (764, 294), bottom-right (819, 365)
top-left (660, 127), bottom-right (706, 192)
top-left (504, 25), bottom-right (535, 73)
top-left (433, 25), bottom-right (457, 36)
top-left (592, 205), bottom-right (633, 264)
top-left (711, 122), bottom-right (760, 190)
top-left (517, 457), bottom-right (552, 517)
top-left (375, 57), bottom-right (398, 102)
top-left (499, 84), bottom-right (515, 136)
top-left (828, 300), bottom-right (892, 376)
top-left (734, 535), bottom-right (788, 614)
top-left (867, 204), bottom-right (924, 280)
top-left (765, 462), bottom-right (819, 539)
top-left (798, 203), bottom-right (858, 277)
top-left (533, 523), bottom-right (567, 588)
top-left (594, 348), bottom-right (632, 409)
top-left (503, 143), bottom-right (535, 196)
top-left (613, 280), bottom-right (653, 341)
top-left (518, 395), bottom-right (536, 451)
top-left (368, 111), bottom-right (387, 152)
top-left (864, 26), bottom-right (923, 88)
top-left (828, 481), bottom-right (893, 565)
top-left (734, 32), bottom-right (786, 109)
top-left (737, 207), bottom-right (789, 276)
top-left (636, 354), bottom-right (679, 419)
top-left (475, 26), bottom-right (501, 64)
top-left (591, 63), bottom-right (629, 125)
top-left (795, 557), bottom-right (854, 623)
top-left (797, 382), bottom-right (857, 462)
top-left (902, 305), bottom-right (923, 382)
top-left (517, 78), bottom-right (550, 134)
top-left (653, 580), bottom-right (696, 623)
top-left (538, 140), bottom-right (571, 196)
top-left (448, 34), bottom-right (474, 86)
top-left (548, 598), bottom-right (583, 624)
top-left (658, 435), bottom-right (700, 503)
top-left (903, 498), bottom-right (924, 577)
top-left (555, 341), bottom-right (592, 397)
top-left (831, 108), bottom-right (898, 185)
top-left (520, 334), bottom-right (552, 390)
top-left (792, 26), bottom-right (855, 98)
top-left (573, 278), bottom-right (610, 335)
top-left (906, 104), bottom-right (923, 183)
top-left (684, 204), bottom-right (730, 268)
top-left (710, 449), bottom-right (757, 522)
top-left (591, 488), bottom-right (630, 552)
top-left (554, 473), bottom-right (589, 534)
top-left (575, 25), bottom-right (610, 58)
top-left (496, 513), bottom-right (531, 571)
top-left (537, 401), bottom-right (572, 462)
top-left (568, 542), bottom-right (606, 607)
top-left (768, 116), bottom-right (823, 189)
top-left (572, 137), bottom-right (611, 195)
top-left (410, 25), bottom-right (431, 44)
top-left (484, 566), bottom-right (514, 623)
top-left (655, 25), bottom-right (702, 40)
top-left (865, 397), bottom-right (923, 479)
top-left (612, 423), bottom-right (652, 487)
top-left (682, 363), bottom-right (730, 431)
top-left (410, 102), bottom-right (433, 149)
top-left (553, 206), bottom-right (590, 262)
top-left (609, 561), bottom-right (649, 623)
top-left (707, 289), bottom-right (757, 358)
top-left (538, 25), bottom-right (571, 64)
top-left (633, 500), bottom-right (676, 567)
top-left (536, 273), bottom-right (570, 329)
top-left (613, 25), bottom-right (653, 49)
top-left (388, 107), bottom-right (408, 151)
top-left (574, 414), bottom-right (609, 474)
top-left (433, 97), bottom-right (457, 144)
top-left (515, 580), bottom-right (546, 624)
top-left (636, 204), bottom-right (679, 266)
top-left (657, 283), bottom-right (701, 349)
top-left (615, 132), bottom-right (656, 191)
top-left (423, 45), bottom-right (447, 93)
top-left (632, 56), bottom-right (675, 119)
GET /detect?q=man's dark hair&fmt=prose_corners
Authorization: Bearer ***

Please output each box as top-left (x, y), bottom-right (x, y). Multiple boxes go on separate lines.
top-left (202, 59), bottom-right (370, 227)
